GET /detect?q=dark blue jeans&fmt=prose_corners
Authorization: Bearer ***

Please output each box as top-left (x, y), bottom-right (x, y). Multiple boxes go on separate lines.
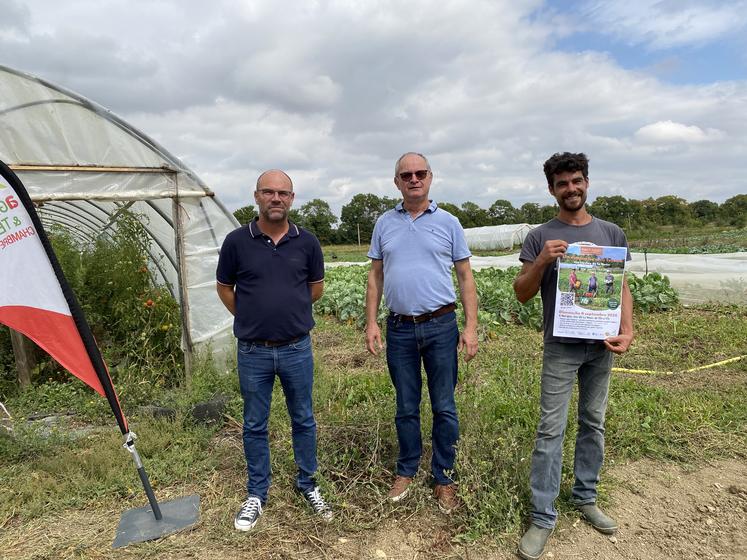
top-left (385, 311), bottom-right (460, 485)
top-left (237, 334), bottom-right (318, 503)
top-left (530, 341), bottom-right (613, 528)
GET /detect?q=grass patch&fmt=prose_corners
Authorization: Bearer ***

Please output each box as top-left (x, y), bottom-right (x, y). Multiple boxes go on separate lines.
top-left (1, 304), bottom-right (745, 556)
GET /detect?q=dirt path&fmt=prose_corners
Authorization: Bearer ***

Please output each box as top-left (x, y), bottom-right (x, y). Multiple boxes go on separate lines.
top-left (334, 458), bottom-right (747, 560)
top-left (545, 458), bottom-right (747, 560)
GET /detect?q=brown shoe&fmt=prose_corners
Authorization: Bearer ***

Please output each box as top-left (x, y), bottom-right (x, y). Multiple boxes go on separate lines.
top-left (387, 476), bottom-right (413, 502)
top-left (434, 483), bottom-right (460, 514)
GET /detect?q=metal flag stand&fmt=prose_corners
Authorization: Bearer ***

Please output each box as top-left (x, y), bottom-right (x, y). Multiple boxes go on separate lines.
top-left (112, 432), bottom-right (200, 548)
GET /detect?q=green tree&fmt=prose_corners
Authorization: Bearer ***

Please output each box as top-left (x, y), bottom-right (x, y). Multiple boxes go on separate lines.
top-left (460, 201), bottom-right (492, 228)
top-left (339, 193), bottom-right (399, 244)
top-left (298, 198), bottom-right (338, 243)
top-left (488, 199), bottom-right (518, 224)
top-left (538, 204), bottom-right (557, 223)
top-left (655, 195), bottom-right (693, 226)
top-left (287, 208), bottom-right (303, 226)
top-left (637, 198), bottom-right (660, 227)
top-left (438, 202), bottom-right (467, 227)
top-left (517, 202), bottom-right (543, 224)
top-left (233, 205), bottom-right (256, 225)
top-left (719, 194), bottom-right (747, 227)
top-left (690, 200), bottom-right (720, 224)
top-left (588, 195), bottom-right (634, 228)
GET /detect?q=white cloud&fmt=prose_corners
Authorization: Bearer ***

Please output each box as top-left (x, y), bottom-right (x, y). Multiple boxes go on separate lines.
top-left (1, 0), bottom-right (746, 217)
top-left (580, 0), bottom-right (747, 50)
top-left (634, 120), bottom-right (725, 144)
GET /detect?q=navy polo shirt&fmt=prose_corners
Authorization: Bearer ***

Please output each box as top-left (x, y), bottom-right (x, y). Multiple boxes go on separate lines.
top-left (216, 219), bottom-right (324, 341)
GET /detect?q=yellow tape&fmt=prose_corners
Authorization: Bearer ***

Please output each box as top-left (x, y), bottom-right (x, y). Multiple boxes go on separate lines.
top-left (684, 355), bottom-right (746, 372)
top-left (612, 367), bottom-right (672, 375)
top-left (613, 355), bottom-right (746, 376)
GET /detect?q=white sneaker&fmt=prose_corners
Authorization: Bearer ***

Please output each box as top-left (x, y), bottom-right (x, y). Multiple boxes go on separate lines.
top-left (234, 496), bottom-right (263, 531)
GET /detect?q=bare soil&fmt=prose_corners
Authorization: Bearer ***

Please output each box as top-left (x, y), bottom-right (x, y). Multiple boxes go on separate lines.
top-left (2, 458), bottom-right (745, 559)
top-left (333, 458), bottom-right (747, 560)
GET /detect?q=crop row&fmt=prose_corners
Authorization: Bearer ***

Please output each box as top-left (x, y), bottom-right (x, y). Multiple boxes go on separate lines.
top-left (314, 266), bottom-right (679, 335)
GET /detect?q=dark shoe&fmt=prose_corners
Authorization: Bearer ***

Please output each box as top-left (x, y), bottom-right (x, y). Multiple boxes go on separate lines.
top-left (518, 524), bottom-right (552, 560)
top-left (301, 486), bottom-right (333, 521)
top-left (577, 503), bottom-right (618, 534)
top-left (234, 496), bottom-right (263, 531)
top-left (433, 483), bottom-right (461, 514)
top-left (387, 475), bottom-right (413, 502)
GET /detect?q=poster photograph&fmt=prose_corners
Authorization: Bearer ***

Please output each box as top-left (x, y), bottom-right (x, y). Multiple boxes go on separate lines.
top-left (553, 242), bottom-right (628, 340)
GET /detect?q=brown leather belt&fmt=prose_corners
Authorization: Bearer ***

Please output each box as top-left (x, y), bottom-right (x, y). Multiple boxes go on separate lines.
top-left (249, 337), bottom-right (301, 347)
top-left (391, 302), bottom-right (457, 324)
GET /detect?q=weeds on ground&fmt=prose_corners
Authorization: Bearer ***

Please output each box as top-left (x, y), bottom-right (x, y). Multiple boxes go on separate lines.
top-left (0, 305), bottom-right (745, 558)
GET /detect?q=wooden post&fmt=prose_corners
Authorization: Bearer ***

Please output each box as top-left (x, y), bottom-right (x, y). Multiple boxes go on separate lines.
top-left (9, 328), bottom-right (34, 388)
top-left (357, 223), bottom-right (361, 247)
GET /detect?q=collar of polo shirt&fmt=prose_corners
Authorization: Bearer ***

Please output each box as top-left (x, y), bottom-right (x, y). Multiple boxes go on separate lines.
top-left (248, 217), bottom-right (300, 239)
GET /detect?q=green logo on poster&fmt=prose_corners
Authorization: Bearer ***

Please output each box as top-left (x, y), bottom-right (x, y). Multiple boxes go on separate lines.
top-left (607, 298), bottom-right (620, 309)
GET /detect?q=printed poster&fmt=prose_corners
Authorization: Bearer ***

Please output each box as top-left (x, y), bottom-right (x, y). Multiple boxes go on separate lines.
top-left (553, 242), bottom-right (628, 340)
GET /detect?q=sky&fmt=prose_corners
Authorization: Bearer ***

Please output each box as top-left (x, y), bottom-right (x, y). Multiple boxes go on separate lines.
top-left (1, 0), bottom-right (746, 215)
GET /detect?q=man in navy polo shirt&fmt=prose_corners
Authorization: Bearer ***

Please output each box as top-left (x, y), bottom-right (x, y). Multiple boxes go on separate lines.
top-left (216, 169), bottom-right (332, 531)
top-left (364, 152), bottom-right (478, 514)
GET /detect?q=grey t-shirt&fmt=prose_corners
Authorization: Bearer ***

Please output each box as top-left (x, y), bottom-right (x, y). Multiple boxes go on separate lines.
top-left (519, 217), bottom-right (631, 343)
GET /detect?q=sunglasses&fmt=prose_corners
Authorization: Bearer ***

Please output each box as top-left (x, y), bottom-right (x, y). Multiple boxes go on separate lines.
top-left (257, 188), bottom-right (293, 200)
top-left (398, 170), bottom-right (429, 181)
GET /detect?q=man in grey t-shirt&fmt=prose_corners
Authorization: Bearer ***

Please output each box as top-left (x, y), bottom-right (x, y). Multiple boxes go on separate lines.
top-left (513, 153), bottom-right (634, 560)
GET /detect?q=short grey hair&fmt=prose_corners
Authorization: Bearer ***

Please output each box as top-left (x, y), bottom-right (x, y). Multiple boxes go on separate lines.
top-left (256, 169), bottom-right (294, 190)
top-left (394, 152), bottom-right (431, 176)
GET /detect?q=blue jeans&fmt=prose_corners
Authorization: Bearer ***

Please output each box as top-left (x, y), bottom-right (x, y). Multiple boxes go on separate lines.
top-left (530, 341), bottom-right (613, 528)
top-left (237, 334), bottom-right (318, 503)
top-left (385, 311), bottom-right (460, 485)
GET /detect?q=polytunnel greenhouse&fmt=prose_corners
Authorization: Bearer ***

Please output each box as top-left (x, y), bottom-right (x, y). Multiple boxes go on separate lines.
top-left (0, 64), bottom-right (237, 370)
top-left (463, 223), bottom-right (536, 251)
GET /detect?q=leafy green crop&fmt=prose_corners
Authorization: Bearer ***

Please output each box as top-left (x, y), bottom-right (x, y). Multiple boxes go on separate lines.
top-left (317, 266), bottom-right (681, 335)
top-left (628, 272), bottom-right (679, 312)
top-left (471, 267), bottom-right (543, 331)
top-left (314, 266), bottom-right (387, 327)
top-left (316, 265), bottom-right (543, 335)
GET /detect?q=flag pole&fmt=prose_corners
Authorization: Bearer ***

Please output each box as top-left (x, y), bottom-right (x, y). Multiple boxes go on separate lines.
top-left (0, 160), bottom-right (198, 546)
top-left (124, 432), bottom-right (162, 520)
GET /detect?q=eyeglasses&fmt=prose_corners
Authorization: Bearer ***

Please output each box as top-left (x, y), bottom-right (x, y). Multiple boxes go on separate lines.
top-left (398, 170), bottom-right (429, 181)
top-left (257, 188), bottom-right (293, 200)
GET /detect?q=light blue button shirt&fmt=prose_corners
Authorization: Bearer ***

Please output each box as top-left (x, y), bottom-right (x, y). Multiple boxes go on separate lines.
top-left (368, 201), bottom-right (471, 315)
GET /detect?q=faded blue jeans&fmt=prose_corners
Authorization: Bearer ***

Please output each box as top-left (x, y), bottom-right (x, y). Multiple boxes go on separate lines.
top-left (237, 334), bottom-right (317, 503)
top-left (530, 341), bottom-right (613, 529)
top-left (385, 311), bottom-right (460, 485)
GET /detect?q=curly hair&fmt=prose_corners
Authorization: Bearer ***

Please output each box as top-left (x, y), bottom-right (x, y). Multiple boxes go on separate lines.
top-left (543, 152), bottom-right (589, 186)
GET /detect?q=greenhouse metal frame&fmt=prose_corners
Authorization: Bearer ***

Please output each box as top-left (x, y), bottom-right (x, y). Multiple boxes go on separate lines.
top-left (0, 64), bottom-right (238, 376)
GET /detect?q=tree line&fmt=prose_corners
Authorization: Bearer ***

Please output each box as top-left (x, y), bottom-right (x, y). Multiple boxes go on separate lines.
top-left (233, 193), bottom-right (747, 244)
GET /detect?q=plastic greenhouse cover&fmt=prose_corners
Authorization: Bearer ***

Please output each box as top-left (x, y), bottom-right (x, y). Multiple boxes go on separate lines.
top-left (13, 170), bottom-right (207, 200)
top-left (463, 224), bottom-right (536, 250)
top-left (0, 64), bottom-right (237, 360)
top-left (1, 68), bottom-right (166, 167)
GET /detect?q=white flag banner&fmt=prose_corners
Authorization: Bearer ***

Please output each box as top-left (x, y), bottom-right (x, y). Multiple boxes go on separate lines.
top-left (0, 160), bottom-right (126, 432)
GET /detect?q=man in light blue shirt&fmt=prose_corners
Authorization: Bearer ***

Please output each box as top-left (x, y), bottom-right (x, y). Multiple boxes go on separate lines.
top-left (365, 152), bottom-right (478, 514)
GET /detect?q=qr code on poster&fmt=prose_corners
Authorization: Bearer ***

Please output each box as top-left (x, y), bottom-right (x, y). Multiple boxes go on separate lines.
top-left (559, 292), bottom-right (575, 307)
